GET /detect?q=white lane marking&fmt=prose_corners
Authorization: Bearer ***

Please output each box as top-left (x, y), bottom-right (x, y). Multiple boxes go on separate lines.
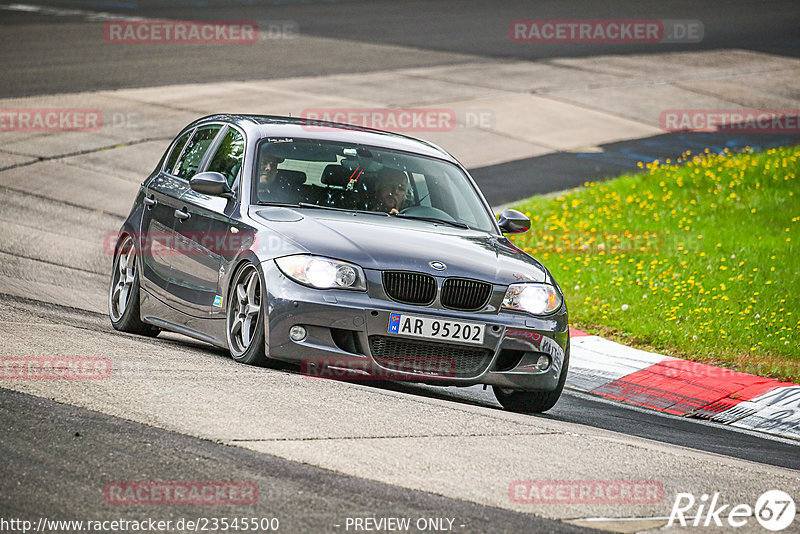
top-left (1, 3), bottom-right (296, 40)
top-left (4, 3), bottom-right (38, 11)
top-left (570, 516), bottom-right (676, 522)
top-left (1, 3), bottom-right (143, 21)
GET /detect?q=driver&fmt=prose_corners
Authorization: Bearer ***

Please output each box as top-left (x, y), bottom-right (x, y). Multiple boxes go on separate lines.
top-left (371, 167), bottom-right (409, 214)
top-left (256, 153), bottom-right (287, 202)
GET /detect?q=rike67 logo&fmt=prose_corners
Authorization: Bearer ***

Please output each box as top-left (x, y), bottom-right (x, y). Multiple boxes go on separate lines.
top-left (668, 490), bottom-right (796, 531)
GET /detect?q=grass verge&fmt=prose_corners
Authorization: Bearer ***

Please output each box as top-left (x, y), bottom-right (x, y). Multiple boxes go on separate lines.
top-left (509, 146), bottom-right (799, 382)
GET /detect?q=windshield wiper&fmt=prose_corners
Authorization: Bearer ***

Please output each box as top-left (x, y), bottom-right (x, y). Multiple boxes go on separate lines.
top-left (298, 203), bottom-right (389, 217)
top-left (393, 213), bottom-right (470, 229)
top-left (256, 201), bottom-right (301, 207)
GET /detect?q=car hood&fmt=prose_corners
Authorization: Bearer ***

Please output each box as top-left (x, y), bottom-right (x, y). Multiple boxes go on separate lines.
top-left (252, 208), bottom-right (549, 285)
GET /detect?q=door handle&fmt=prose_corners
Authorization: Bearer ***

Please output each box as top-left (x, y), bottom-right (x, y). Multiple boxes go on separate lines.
top-left (143, 196), bottom-right (157, 207)
top-left (174, 208), bottom-right (191, 221)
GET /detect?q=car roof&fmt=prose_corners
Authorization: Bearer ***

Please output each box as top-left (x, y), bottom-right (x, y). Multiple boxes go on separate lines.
top-left (188, 114), bottom-right (458, 164)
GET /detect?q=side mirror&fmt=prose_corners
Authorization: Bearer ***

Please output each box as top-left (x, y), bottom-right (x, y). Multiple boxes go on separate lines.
top-left (498, 209), bottom-right (531, 234)
top-left (190, 172), bottom-right (234, 199)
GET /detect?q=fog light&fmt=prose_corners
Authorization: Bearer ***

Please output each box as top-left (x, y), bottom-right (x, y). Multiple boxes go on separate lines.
top-left (535, 354), bottom-right (551, 371)
top-left (289, 325), bottom-right (307, 342)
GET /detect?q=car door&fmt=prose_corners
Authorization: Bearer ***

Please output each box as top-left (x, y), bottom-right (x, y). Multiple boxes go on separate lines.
top-left (138, 129), bottom-right (193, 302)
top-left (168, 124), bottom-right (245, 318)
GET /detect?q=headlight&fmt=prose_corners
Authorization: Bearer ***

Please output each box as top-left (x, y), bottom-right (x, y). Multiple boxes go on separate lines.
top-left (275, 255), bottom-right (366, 291)
top-left (502, 283), bottom-right (562, 315)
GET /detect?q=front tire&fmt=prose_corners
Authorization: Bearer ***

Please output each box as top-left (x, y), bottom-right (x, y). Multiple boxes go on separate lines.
top-left (108, 234), bottom-right (160, 337)
top-left (226, 263), bottom-right (269, 366)
top-left (493, 349), bottom-right (569, 413)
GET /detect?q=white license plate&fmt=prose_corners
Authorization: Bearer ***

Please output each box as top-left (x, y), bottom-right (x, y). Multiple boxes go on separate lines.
top-left (387, 313), bottom-right (485, 345)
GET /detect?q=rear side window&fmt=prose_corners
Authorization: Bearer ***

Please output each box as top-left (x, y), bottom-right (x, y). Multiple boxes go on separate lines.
top-left (163, 130), bottom-right (191, 175)
top-left (174, 125), bottom-right (222, 180)
top-left (206, 127), bottom-right (245, 186)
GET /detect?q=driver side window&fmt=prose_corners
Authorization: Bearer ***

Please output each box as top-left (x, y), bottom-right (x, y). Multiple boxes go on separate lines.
top-left (174, 125), bottom-right (222, 180)
top-left (206, 127), bottom-right (245, 187)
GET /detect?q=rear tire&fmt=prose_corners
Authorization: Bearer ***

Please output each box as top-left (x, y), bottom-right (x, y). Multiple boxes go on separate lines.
top-left (493, 348), bottom-right (569, 413)
top-left (226, 263), bottom-right (269, 366)
top-left (109, 234), bottom-right (161, 337)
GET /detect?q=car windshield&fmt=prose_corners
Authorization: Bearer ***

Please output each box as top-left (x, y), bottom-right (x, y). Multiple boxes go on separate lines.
top-left (252, 138), bottom-right (497, 233)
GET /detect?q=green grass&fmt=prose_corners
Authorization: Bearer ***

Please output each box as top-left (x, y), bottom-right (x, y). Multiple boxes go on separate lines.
top-left (509, 146), bottom-right (800, 382)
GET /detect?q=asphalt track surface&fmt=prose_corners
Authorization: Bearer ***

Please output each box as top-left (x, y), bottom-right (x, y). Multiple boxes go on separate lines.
top-left (2, 0), bottom-right (800, 98)
top-left (1, 1), bottom-right (800, 532)
top-left (0, 386), bottom-right (593, 533)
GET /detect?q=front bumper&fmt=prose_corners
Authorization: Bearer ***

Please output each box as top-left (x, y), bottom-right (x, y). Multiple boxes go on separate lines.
top-left (263, 264), bottom-right (569, 391)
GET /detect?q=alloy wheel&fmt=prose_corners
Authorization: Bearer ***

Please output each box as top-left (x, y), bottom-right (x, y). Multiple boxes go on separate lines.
top-left (227, 265), bottom-right (262, 356)
top-left (109, 236), bottom-right (136, 322)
